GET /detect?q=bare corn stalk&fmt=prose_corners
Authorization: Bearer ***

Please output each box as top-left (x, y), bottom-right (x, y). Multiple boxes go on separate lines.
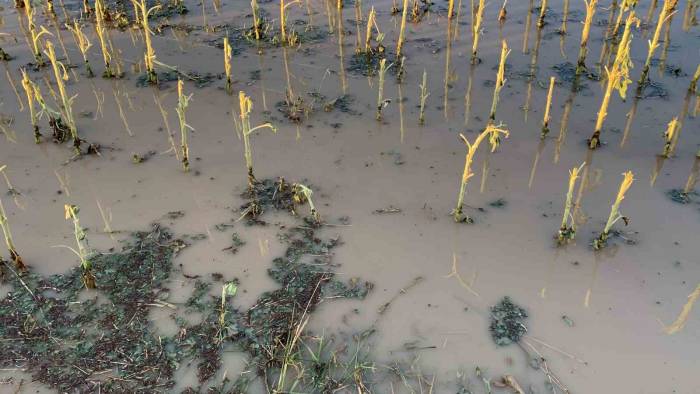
top-left (489, 40), bottom-right (510, 121)
top-left (453, 124), bottom-right (509, 222)
top-left (0, 197), bottom-right (26, 272)
top-left (589, 11), bottom-right (637, 149)
top-left (557, 163), bottom-right (586, 244)
top-left (46, 40), bottom-right (81, 154)
top-left (577, 0), bottom-right (598, 71)
top-left (224, 36), bottom-right (233, 94)
top-left (251, 0), bottom-right (261, 40)
top-left (64, 204), bottom-right (95, 288)
top-left (20, 69), bottom-right (42, 143)
top-left (280, 0), bottom-right (302, 46)
top-left (661, 117), bottom-right (678, 158)
top-left (237, 91), bottom-right (277, 188)
top-left (175, 79), bottom-right (193, 171)
top-left (133, 0), bottom-right (161, 84)
top-left (537, 0), bottom-right (548, 28)
top-left (396, 0), bottom-right (409, 59)
top-left (541, 76), bottom-right (555, 137)
top-left (418, 69), bottom-right (429, 124)
top-left (376, 58), bottom-right (392, 120)
top-left (66, 20), bottom-right (93, 77)
top-left (640, 0), bottom-right (677, 85)
top-left (94, 0), bottom-right (115, 78)
top-left (471, 0), bottom-right (485, 63)
top-left (292, 183), bottom-right (320, 223)
top-left (593, 171), bottom-right (634, 250)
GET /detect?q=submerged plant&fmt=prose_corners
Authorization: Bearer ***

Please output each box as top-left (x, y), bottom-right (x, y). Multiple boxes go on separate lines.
top-left (64, 204), bottom-right (96, 288)
top-left (292, 183), bottom-right (320, 223)
top-left (593, 171), bottom-right (634, 250)
top-left (46, 41), bottom-right (81, 154)
top-left (489, 40), bottom-right (510, 121)
top-left (640, 0), bottom-right (676, 85)
top-left (541, 76), bottom-right (555, 138)
top-left (66, 20), bottom-right (93, 77)
top-left (175, 79), bottom-right (193, 171)
top-left (19, 69), bottom-right (41, 143)
top-left (224, 36), bottom-right (233, 94)
top-left (237, 91), bottom-right (277, 188)
top-left (453, 125), bottom-right (510, 223)
top-left (0, 197), bottom-right (25, 271)
top-left (661, 117), bottom-right (679, 158)
top-left (557, 163), bottom-right (586, 244)
top-left (589, 12), bottom-right (637, 149)
top-left (376, 59), bottom-right (392, 120)
top-left (471, 0), bottom-right (485, 63)
top-left (418, 69), bottom-right (429, 124)
top-left (577, 0), bottom-right (598, 71)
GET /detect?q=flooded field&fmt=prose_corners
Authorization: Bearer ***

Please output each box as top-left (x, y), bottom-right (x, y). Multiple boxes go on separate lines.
top-left (1, 0), bottom-right (699, 392)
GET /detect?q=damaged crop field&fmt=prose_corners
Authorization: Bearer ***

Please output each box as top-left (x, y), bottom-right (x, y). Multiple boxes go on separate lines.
top-left (1, 0), bottom-right (699, 392)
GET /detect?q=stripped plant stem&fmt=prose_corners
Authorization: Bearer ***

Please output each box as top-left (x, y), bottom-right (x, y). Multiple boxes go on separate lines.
top-left (224, 36), bottom-right (233, 94)
top-left (557, 163), bottom-right (586, 244)
top-left (489, 40), bottom-right (510, 121)
top-left (0, 197), bottom-right (25, 272)
top-left (577, 0), bottom-right (598, 72)
top-left (376, 59), bottom-right (392, 120)
top-left (175, 79), bottom-right (193, 171)
top-left (418, 69), bottom-right (429, 124)
top-left (20, 69), bottom-right (41, 143)
top-left (66, 20), bottom-right (93, 77)
top-left (292, 183), bottom-right (320, 223)
top-left (237, 91), bottom-right (277, 189)
top-left (46, 41), bottom-right (81, 154)
top-left (471, 0), bottom-right (485, 63)
top-left (453, 124), bottom-right (510, 223)
top-left (593, 171), bottom-right (634, 250)
top-left (64, 204), bottom-right (95, 288)
top-left (589, 11), bottom-right (637, 149)
top-left (639, 0), bottom-right (676, 85)
top-left (661, 117), bottom-right (678, 158)
top-left (541, 76), bottom-right (555, 138)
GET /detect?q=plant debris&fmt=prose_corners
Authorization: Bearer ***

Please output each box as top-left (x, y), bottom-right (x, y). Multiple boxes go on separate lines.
top-left (489, 296), bottom-right (528, 346)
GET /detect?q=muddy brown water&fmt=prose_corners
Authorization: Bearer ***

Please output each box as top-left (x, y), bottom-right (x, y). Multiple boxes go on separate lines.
top-left (1, 0), bottom-right (699, 392)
